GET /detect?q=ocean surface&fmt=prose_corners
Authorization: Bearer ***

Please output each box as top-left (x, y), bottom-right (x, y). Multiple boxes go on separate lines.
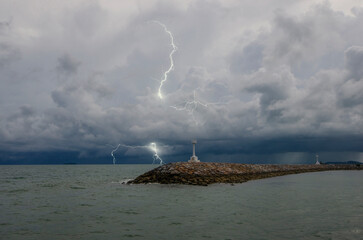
top-left (0, 165), bottom-right (362, 240)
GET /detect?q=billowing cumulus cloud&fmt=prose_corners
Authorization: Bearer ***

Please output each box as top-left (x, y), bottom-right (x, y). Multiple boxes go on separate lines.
top-left (0, 0), bottom-right (363, 164)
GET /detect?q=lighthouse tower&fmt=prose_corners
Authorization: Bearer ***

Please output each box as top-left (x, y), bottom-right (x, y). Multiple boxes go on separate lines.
top-left (189, 140), bottom-right (200, 163)
top-left (315, 154), bottom-right (320, 165)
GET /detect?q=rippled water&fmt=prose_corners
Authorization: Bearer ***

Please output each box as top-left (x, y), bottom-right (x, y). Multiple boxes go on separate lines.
top-left (0, 165), bottom-right (362, 240)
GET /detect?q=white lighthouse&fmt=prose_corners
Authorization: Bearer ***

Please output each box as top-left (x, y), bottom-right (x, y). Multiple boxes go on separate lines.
top-left (315, 154), bottom-right (320, 165)
top-left (189, 140), bottom-right (200, 163)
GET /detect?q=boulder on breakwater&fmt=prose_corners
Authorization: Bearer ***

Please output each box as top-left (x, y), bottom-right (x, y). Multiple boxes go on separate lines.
top-left (128, 162), bottom-right (362, 186)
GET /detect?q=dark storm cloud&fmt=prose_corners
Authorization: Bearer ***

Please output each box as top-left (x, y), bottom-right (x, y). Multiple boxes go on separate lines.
top-left (229, 42), bottom-right (264, 74)
top-left (0, 43), bottom-right (20, 68)
top-left (0, 19), bottom-right (12, 35)
top-left (0, 20), bottom-right (11, 30)
top-left (51, 90), bottom-right (69, 108)
top-left (56, 54), bottom-right (81, 76)
top-left (0, 0), bottom-right (363, 164)
top-left (245, 68), bottom-right (293, 122)
top-left (344, 46), bottom-right (363, 81)
top-left (0, 19), bottom-right (20, 68)
top-left (336, 46), bottom-right (363, 108)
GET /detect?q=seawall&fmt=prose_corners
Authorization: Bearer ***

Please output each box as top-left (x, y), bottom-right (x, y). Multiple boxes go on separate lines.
top-left (128, 162), bottom-right (362, 186)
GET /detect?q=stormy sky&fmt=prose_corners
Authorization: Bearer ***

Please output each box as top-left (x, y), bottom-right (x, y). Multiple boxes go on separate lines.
top-left (1, 0), bottom-right (363, 164)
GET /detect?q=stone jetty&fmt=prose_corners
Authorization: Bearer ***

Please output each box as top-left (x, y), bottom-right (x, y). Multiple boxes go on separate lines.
top-left (128, 162), bottom-right (362, 186)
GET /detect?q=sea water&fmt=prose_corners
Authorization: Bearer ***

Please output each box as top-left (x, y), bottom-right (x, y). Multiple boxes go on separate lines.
top-left (0, 165), bottom-right (362, 240)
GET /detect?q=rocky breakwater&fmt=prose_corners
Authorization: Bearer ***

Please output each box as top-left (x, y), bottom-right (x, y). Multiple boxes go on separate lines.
top-left (129, 162), bottom-right (362, 186)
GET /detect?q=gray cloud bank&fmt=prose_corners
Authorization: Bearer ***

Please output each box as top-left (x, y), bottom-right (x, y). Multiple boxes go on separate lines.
top-left (1, 0), bottom-right (363, 164)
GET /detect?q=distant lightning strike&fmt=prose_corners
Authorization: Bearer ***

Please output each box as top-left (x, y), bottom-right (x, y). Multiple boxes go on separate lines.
top-left (154, 21), bottom-right (177, 99)
top-left (111, 144), bottom-right (121, 165)
top-left (109, 143), bottom-right (165, 165)
top-left (149, 142), bottom-right (164, 164)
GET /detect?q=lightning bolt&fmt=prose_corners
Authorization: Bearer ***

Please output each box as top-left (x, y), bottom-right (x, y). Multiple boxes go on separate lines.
top-left (108, 143), bottom-right (165, 165)
top-left (149, 142), bottom-right (164, 164)
top-left (154, 21), bottom-right (177, 99)
top-left (110, 144), bottom-right (121, 164)
top-left (170, 90), bottom-right (210, 125)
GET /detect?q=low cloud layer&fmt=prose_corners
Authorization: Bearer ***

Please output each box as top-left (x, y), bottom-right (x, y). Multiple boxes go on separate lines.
top-left (1, 0), bottom-right (363, 164)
